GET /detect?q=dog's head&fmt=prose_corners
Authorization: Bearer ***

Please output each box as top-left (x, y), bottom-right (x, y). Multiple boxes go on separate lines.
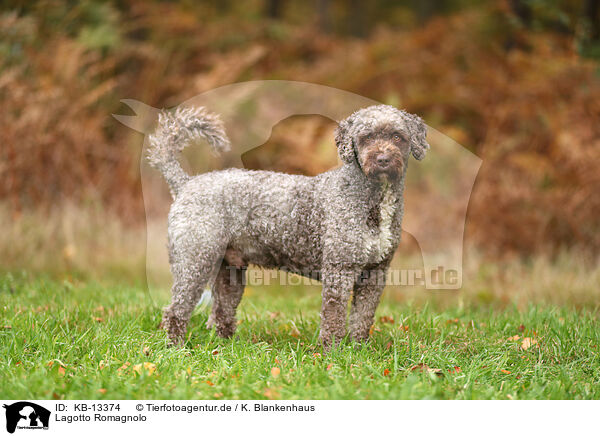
top-left (335, 105), bottom-right (429, 182)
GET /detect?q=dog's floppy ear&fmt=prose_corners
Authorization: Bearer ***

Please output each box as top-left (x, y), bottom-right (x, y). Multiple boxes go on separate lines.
top-left (408, 115), bottom-right (429, 161)
top-left (335, 118), bottom-right (356, 165)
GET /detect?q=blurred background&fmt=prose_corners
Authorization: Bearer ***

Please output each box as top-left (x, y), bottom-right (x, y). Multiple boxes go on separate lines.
top-left (1, 0), bottom-right (599, 305)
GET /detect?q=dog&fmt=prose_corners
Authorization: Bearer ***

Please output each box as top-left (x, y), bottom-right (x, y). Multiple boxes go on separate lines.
top-left (148, 104), bottom-right (429, 347)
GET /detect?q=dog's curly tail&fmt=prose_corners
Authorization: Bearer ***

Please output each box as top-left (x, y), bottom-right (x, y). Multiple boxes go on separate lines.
top-left (147, 106), bottom-right (231, 198)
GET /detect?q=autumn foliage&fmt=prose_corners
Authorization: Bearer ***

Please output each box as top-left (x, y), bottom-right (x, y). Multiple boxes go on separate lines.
top-left (1, 1), bottom-right (599, 255)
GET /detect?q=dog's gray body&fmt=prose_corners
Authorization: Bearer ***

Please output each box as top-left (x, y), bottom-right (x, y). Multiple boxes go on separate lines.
top-left (149, 105), bottom-right (429, 346)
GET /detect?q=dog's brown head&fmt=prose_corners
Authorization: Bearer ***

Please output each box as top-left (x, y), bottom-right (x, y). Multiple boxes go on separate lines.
top-left (335, 105), bottom-right (429, 182)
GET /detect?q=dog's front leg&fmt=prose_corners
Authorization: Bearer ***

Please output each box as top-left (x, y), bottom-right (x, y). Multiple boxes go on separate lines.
top-left (319, 269), bottom-right (354, 348)
top-left (348, 268), bottom-right (387, 342)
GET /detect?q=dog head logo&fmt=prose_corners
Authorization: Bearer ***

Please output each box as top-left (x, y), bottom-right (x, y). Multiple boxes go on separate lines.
top-left (3, 402), bottom-right (50, 433)
top-left (114, 80), bottom-right (481, 292)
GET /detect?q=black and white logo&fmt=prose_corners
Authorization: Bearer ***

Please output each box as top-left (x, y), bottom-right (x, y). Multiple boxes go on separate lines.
top-left (3, 402), bottom-right (50, 434)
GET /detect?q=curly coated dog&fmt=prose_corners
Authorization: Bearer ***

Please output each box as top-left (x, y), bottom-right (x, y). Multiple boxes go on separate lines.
top-left (148, 105), bottom-right (429, 347)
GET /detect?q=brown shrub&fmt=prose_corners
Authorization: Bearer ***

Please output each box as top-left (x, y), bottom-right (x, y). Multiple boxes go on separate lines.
top-left (1, 3), bottom-right (599, 256)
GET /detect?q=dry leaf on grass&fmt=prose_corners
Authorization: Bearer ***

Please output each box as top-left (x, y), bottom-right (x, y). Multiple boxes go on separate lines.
top-left (410, 363), bottom-right (443, 376)
top-left (383, 369), bottom-right (391, 376)
top-left (521, 337), bottom-right (538, 350)
top-left (263, 388), bottom-right (280, 400)
top-left (117, 362), bottom-right (130, 375)
top-left (379, 316), bottom-right (395, 324)
top-left (507, 335), bottom-right (520, 341)
top-left (58, 366), bottom-right (66, 376)
top-left (133, 362), bottom-right (156, 376)
top-left (270, 367), bottom-right (280, 378)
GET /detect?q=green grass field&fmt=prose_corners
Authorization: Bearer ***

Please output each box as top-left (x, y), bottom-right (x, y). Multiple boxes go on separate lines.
top-left (1, 272), bottom-right (599, 400)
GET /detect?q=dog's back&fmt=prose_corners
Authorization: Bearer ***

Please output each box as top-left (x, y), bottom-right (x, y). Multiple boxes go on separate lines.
top-left (171, 167), bottom-right (325, 274)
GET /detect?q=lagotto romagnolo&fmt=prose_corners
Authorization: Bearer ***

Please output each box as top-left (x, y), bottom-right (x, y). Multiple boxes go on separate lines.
top-left (148, 104), bottom-right (429, 347)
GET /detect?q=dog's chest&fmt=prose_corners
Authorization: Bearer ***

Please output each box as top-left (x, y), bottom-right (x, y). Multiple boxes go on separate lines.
top-left (364, 189), bottom-right (398, 263)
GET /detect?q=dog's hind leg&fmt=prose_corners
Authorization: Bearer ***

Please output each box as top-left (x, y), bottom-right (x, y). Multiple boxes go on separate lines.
top-left (208, 251), bottom-right (246, 338)
top-left (161, 230), bottom-right (226, 346)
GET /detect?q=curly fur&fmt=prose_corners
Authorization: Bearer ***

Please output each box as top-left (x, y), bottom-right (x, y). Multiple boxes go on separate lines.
top-left (147, 106), bottom-right (231, 198)
top-left (151, 104), bottom-right (429, 347)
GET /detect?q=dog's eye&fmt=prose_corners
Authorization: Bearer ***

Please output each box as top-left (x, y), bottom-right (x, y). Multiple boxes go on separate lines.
top-left (393, 134), bottom-right (403, 142)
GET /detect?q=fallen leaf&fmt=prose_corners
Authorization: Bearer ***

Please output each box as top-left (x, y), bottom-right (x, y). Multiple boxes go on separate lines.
top-left (143, 362), bottom-right (156, 375)
top-left (448, 366), bottom-right (461, 374)
top-left (205, 380), bottom-right (214, 386)
top-left (521, 337), bottom-right (538, 351)
top-left (326, 364), bottom-right (333, 371)
top-left (212, 349), bottom-right (219, 356)
top-left (383, 369), bottom-right (391, 376)
top-left (93, 317), bottom-right (103, 323)
top-left (518, 324), bottom-right (525, 332)
top-left (410, 363), bottom-right (443, 376)
top-left (290, 327), bottom-right (300, 338)
top-left (98, 388), bottom-right (107, 394)
top-left (400, 325), bottom-right (409, 332)
top-left (132, 362), bottom-right (156, 376)
top-left (411, 363), bottom-right (429, 372)
top-left (312, 353), bottom-right (321, 359)
top-left (58, 366), bottom-right (66, 376)
top-left (263, 388), bottom-right (280, 399)
top-left (379, 316), bottom-right (395, 324)
top-left (270, 367), bottom-right (280, 378)
top-left (500, 369), bottom-right (511, 374)
top-left (117, 362), bottom-right (131, 375)
top-left (385, 341), bottom-right (392, 351)
top-left (507, 335), bottom-right (520, 341)
top-left (214, 393), bottom-right (223, 399)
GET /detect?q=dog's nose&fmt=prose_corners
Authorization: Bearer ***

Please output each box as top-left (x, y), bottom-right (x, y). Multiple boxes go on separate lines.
top-left (376, 154), bottom-right (390, 167)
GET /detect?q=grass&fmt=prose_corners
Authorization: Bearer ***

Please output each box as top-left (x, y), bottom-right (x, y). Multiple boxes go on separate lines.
top-left (1, 272), bottom-right (599, 400)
